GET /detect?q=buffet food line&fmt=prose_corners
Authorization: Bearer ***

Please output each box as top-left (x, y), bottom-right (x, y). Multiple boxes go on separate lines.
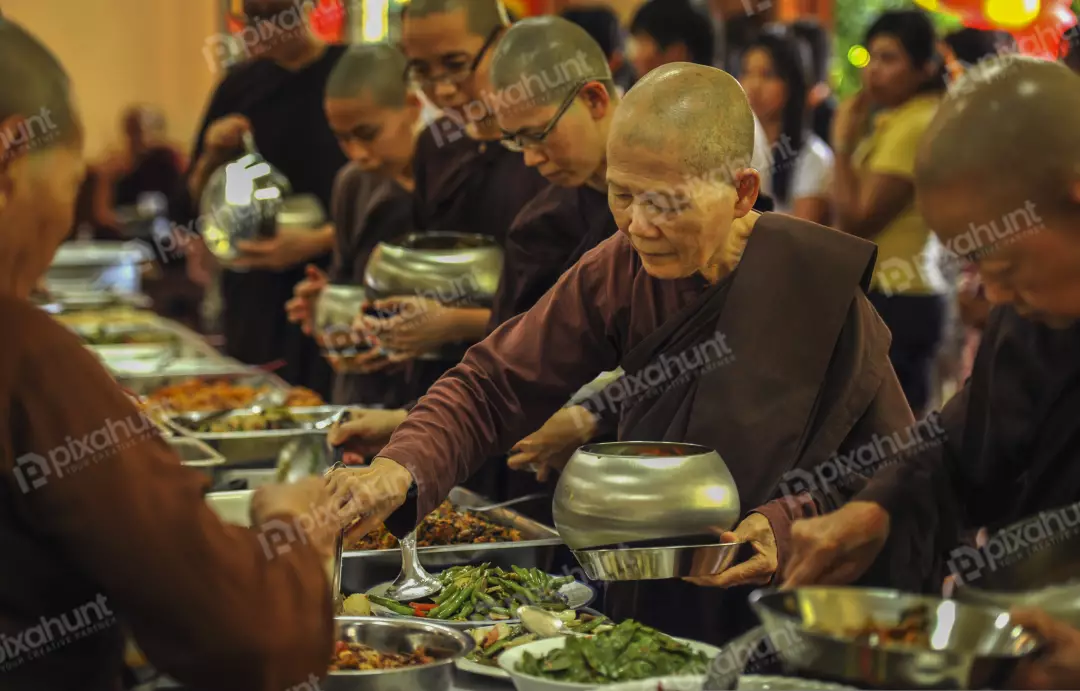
top-left (39, 241), bottom-right (1053, 691)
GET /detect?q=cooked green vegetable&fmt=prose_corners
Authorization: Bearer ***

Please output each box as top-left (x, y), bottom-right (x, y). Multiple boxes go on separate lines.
top-left (367, 595), bottom-right (415, 617)
top-left (465, 613), bottom-right (612, 667)
top-left (515, 620), bottom-right (710, 683)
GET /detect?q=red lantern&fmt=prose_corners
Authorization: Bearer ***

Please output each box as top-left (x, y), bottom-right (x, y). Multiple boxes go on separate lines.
top-left (1010, 3), bottom-right (1078, 58)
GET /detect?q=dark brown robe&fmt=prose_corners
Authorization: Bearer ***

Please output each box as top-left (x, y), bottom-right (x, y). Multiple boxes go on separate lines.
top-left (325, 163), bottom-right (415, 409)
top-left (860, 306), bottom-right (1080, 592)
top-left (380, 214), bottom-right (914, 642)
top-left (176, 46), bottom-right (348, 399)
top-left (0, 297), bottom-right (333, 691)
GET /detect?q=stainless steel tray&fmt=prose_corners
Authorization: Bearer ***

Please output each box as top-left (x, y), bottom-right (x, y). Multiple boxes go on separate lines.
top-left (340, 487), bottom-right (563, 594)
top-left (168, 437), bottom-right (226, 473)
top-left (108, 357), bottom-right (247, 379)
top-left (119, 369), bottom-right (288, 399)
top-left (46, 240), bottom-right (151, 295)
top-left (166, 406), bottom-right (344, 466)
top-left (205, 489), bottom-right (252, 527)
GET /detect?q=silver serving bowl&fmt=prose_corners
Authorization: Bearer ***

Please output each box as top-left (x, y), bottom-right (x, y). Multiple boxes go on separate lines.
top-left (749, 587), bottom-right (1041, 689)
top-left (953, 506), bottom-right (1080, 626)
top-left (363, 231), bottom-right (503, 307)
top-left (315, 285), bottom-right (372, 356)
top-left (573, 536), bottom-right (754, 582)
top-left (199, 148), bottom-right (294, 264)
top-left (324, 617), bottom-right (474, 691)
top-left (553, 441), bottom-right (741, 550)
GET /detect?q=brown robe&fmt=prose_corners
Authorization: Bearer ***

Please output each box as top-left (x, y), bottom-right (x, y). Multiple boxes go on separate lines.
top-left (860, 306), bottom-right (1080, 593)
top-left (380, 214), bottom-right (914, 642)
top-left (325, 163), bottom-right (415, 409)
top-left (0, 297), bottom-right (332, 691)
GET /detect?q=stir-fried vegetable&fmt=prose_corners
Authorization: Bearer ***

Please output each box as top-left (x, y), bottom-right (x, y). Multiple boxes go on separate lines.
top-left (466, 613), bottom-right (613, 667)
top-left (373, 564), bottom-right (576, 622)
top-left (516, 620), bottom-right (710, 684)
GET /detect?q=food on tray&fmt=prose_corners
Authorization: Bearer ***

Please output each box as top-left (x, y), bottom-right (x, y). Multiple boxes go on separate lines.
top-left (147, 379), bottom-right (323, 413)
top-left (371, 565), bottom-right (576, 622)
top-left (328, 641), bottom-right (435, 671)
top-left (81, 328), bottom-right (175, 346)
top-left (340, 594), bottom-right (372, 617)
top-left (516, 620), bottom-right (710, 684)
top-left (191, 407), bottom-right (315, 433)
top-left (346, 500), bottom-right (522, 551)
top-left (466, 613), bottom-right (612, 667)
top-left (847, 605), bottom-right (932, 648)
top-left (54, 307), bottom-right (155, 327)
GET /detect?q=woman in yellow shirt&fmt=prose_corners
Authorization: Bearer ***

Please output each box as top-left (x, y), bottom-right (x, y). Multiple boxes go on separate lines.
top-left (832, 10), bottom-right (948, 414)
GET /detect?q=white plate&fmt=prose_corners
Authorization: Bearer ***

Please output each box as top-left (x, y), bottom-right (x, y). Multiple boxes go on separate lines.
top-left (367, 577), bottom-right (596, 630)
top-left (498, 635), bottom-right (720, 691)
top-left (605, 675), bottom-right (706, 690)
top-left (456, 655), bottom-right (511, 679)
top-left (737, 675), bottom-right (856, 690)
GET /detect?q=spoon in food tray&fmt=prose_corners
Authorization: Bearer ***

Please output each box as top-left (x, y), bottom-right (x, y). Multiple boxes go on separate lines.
top-left (385, 529), bottom-right (444, 602)
top-left (188, 387), bottom-right (289, 429)
top-left (517, 606), bottom-right (587, 638)
top-left (454, 492), bottom-right (549, 513)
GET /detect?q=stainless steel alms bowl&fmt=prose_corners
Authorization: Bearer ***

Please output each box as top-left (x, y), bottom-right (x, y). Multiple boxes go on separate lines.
top-left (363, 231), bottom-right (503, 306)
top-left (323, 617), bottom-right (474, 691)
top-left (572, 535), bottom-right (756, 582)
top-left (315, 285), bottom-right (370, 354)
top-left (749, 587), bottom-right (1042, 690)
top-left (953, 506), bottom-right (1080, 627)
top-left (553, 441), bottom-right (741, 551)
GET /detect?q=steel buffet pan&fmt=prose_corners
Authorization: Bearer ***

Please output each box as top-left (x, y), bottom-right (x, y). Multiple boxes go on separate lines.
top-left (340, 488), bottom-right (563, 593)
top-left (749, 587), bottom-right (1041, 690)
top-left (953, 503), bottom-right (1080, 627)
top-left (116, 369), bottom-right (290, 400)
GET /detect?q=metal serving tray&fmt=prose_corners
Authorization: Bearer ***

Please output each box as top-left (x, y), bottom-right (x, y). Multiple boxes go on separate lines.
top-left (166, 406), bottom-right (343, 467)
top-left (205, 489), bottom-right (252, 527)
top-left (118, 368), bottom-right (287, 399)
top-left (46, 240), bottom-right (151, 295)
top-left (168, 437), bottom-right (226, 480)
top-left (340, 487), bottom-right (563, 593)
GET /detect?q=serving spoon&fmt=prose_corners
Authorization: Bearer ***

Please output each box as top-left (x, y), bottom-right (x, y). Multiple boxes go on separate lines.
top-left (517, 606), bottom-right (586, 638)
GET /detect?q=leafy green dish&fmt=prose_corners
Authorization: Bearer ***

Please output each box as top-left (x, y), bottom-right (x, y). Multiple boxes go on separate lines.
top-left (467, 613), bottom-right (613, 668)
top-left (516, 620), bottom-right (711, 684)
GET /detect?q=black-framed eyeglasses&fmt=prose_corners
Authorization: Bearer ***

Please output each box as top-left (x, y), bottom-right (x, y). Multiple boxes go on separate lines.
top-left (501, 81), bottom-right (587, 152)
top-left (403, 25), bottom-right (502, 87)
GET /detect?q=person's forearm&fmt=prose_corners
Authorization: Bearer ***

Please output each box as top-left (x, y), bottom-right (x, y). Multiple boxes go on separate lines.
top-left (832, 155), bottom-right (874, 239)
top-left (450, 307), bottom-right (493, 343)
top-left (300, 225), bottom-right (336, 262)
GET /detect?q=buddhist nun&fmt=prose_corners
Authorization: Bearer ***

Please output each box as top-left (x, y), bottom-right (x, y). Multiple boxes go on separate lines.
top-left (785, 58), bottom-right (1080, 590)
top-left (287, 44), bottom-right (420, 409)
top-left (0, 18), bottom-right (337, 690)
top-left (330, 62), bottom-right (914, 643)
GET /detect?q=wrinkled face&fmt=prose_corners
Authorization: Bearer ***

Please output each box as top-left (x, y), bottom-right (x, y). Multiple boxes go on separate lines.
top-left (864, 35), bottom-right (932, 108)
top-left (739, 48), bottom-right (788, 123)
top-left (400, 9), bottom-right (496, 120)
top-left (920, 186), bottom-right (1080, 328)
top-left (325, 92), bottom-right (420, 175)
top-left (606, 131), bottom-right (759, 280)
top-left (495, 83), bottom-right (609, 187)
top-left (0, 110), bottom-right (86, 288)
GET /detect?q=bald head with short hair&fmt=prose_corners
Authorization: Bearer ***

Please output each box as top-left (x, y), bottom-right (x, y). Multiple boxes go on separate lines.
top-left (614, 63), bottom-right (756, 179)
top-left (403, 0), bottom-right (508, 37)
top-left (0, 17), bottom-right (77, 156)
top-left (490, 16), bottom-right (614, 107)
top-left (326, 43), bottom-right (409, 107)
top-left (916, 56), bottom-right (1080, 217)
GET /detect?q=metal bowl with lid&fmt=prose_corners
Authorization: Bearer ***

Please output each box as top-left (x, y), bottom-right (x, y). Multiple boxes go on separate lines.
top-left (554, 441), bottom-right (746, 581)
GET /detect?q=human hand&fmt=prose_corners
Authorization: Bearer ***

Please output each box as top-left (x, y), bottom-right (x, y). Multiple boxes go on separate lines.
top-left (326, 346), bottom-right (408, 375)
top-left (286, 264), bottom-right (328, 336)
top-left (783, 501), bottom-right (891, 587)
top-left (250, 477), bottom-right (339, 559)
top-left (1008, 608), bottom-right (1080, 689)
top-left (325, 457), bottom-right (415, 537)
top-left (685, 513), bottom-right (777, 588)
top-left (184, 234), bottom-right (217, 287)
top-left (233, 227), bottom-right (332, 272)
top-left (357, 296), bottom-right (465, 355)
top-left (203, 114), bottom-right (252, 154)
top-left (833, 90), bottom-right (872, 156)
top-left (327, 408), bottom-right (409, 459)
top-left (507, 406), bottom-right (597, 482)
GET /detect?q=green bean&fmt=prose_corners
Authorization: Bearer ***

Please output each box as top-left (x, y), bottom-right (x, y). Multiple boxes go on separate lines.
top-left (432, 583), bottom-right (475, 620)
top-left (433, 583), bottom-right (459, 605)
top-left (551, 575), bottom-right (575, 587)
top-left (368, 595), bottom-right (415, 617)
top-left (470, 614), bottom-right (487, 621)
top-left (458, 602), bottom-right (475, 620)
top-left (577, 616), bottom-right (608, 634)
top-left (489, 606), bottom-right (510, 615)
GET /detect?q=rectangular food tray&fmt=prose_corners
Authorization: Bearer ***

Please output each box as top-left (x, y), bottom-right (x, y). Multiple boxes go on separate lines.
top-left (118, 369), bottom-right (290, 399)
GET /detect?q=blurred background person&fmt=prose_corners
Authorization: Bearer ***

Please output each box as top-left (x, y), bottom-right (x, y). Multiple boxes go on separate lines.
top-left (707, 0), bottom-right (770, 74)
top-left (1062, 25), bottom-right (1080, 73)
top-left (941, 27), bottom-right (1012, 82)
top-left (739, 26), bottom-right (833, 224)
top-left (560, 5), bottom-right (635, 94)
top-left (832, 9), bottom-right (948, 415)
top-left (790, 18), bottom-right (836, 144)
top-left (628, 0), bottom-right (715, 76)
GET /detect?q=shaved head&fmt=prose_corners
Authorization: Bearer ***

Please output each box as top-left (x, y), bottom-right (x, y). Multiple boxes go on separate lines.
top-left (615, 63), bottom-right (755, 179)
top-left (916, 56), bottom-right (1080, 218)
top-left (404, 0), bottom-right (509, 37)
top-left (490, 16), bottom-right (613, 107)
top-left (326, 43), bottom-right (409, 107)
top-left (0, 17), bottom-right (77, 158)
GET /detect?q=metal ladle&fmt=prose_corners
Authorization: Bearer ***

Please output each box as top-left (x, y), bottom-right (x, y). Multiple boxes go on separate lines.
top-left (386, 529), bottom-right (443, 602)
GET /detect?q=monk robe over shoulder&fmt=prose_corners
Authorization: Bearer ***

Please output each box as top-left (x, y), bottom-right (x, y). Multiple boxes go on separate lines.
top-left (379, 214), bottom-right (913, 640)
